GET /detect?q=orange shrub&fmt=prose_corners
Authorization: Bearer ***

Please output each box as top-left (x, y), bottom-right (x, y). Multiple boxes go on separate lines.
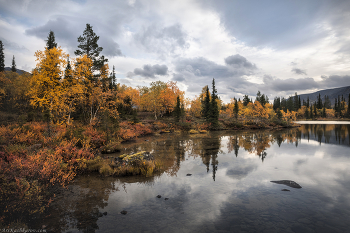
top-left (118, 122), bottom-right (153, 140)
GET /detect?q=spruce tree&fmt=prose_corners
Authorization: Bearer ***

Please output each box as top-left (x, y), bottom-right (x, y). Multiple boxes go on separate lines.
top-left (273, 97), bottom-right (280, 111)
top-left (0, 40), bottom-right (4, 72)
top-left (310, 105), bottom-right (313, 119)
top-left (75, 23), bottom-right (108, 72)
top-left (234, 98), bottom-right (239, 119)
top-left (11, 55), bottom-right (16, 72)
top-left (209, 78), bottom-right (219, 127)
top-left (63, 57), bottom-right (73, 84)
top-left (174, 95), bottom-right (182, 122)
top-left (109, 65), bottom-right (117, 89)
top-left (322, 107), bottom-right (326, 118)
top-left (243, 95), bottom-right (250, 106)
top-left (46, 30), bottom-right (57, 50)
top-left (314, 104), bottom-right (317, 117)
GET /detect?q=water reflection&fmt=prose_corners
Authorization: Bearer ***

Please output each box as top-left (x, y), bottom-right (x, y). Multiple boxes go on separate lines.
top-left (35, 124), bottom-right (350, 232)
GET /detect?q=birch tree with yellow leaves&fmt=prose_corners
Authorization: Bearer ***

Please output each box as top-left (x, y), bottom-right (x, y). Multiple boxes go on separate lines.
top-left (29, 47), bottom-right (67, 124)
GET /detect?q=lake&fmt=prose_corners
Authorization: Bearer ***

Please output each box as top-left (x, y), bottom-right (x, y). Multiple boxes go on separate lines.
top-left (36, 123), bottom-right (350, 232)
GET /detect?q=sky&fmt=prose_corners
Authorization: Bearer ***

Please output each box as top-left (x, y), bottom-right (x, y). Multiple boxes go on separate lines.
top-left (1, 0), bottom-right (350, 103)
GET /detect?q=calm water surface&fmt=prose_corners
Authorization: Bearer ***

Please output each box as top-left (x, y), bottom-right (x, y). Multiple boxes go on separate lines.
top-left (38, 123), bottom-right (350, 233)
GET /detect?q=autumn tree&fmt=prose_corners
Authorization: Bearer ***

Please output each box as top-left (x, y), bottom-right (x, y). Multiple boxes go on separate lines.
top-left (201, 85), bottom-right (210, 120)
top-left (75, 24), bottom-right (107, 73)
top-left (139, 81), bottom-right (166, 120)
top-left (189, 96), bottom-right (202, 118)
top-left (61, 55), bottom-right (90, 124)
top-left (11, 55), bottom-right (16, 72)
top-left (0, 40), bottom-right (4, 72)
top-left (46, 30), bottom-right (57, 49)
top-left (29, 47), bottom-right (67, 124)
top-left (159, 81), bottom-right (184, 115)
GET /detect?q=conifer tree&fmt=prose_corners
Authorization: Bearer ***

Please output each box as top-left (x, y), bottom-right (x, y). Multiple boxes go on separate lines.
top-left (209, 78), bottom-right (219, 127)
top-left (174, 95), bottom-right (182, 122)
top-left (11, 55), bottom-right (16, 72)
top-left (243, 95), bottom-right (250, 106)
top-left (109, 65), bottom-right (116, 89)
top-left (63, 57), bottom-right (73, 84)
top-left (273, 97), bottom-right (280, 111)
top-left (234, 98), bottom-right (239, 119)
top-left (314, 104), bottom-right (317, 117)
top-left (305, 107), bottom-right (309, 119)
top-left (46, 30), bottom-right (57, 50)
top-left (317, 93), bottom-right (322, 109)
top-left (0, 40), bottom-right (4, 72)
top-left (75, 23), bottom-right (108, 73)
top-left (310, 105), bottom-right (313, 119)
top-left (322, 107), bottom-right (326, 118)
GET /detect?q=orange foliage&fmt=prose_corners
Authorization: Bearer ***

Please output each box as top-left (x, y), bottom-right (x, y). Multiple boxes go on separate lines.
top-left (118, 122), bottom-right (152, 140)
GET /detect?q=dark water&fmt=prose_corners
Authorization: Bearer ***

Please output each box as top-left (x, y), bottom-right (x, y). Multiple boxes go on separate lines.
top-left (38, 123), bottom-right (350, 232)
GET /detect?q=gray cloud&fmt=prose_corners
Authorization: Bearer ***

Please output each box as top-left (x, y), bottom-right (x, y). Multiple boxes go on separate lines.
top-left (25, 17), bottom-right (123, 57)
top-left (173, 73), bottom-right (185, 82)
top-left (225, 54), bottom-right (256, 69)
top-left (262, 75), bottom-right (318, 92)
top-left (172, 55), bottom-right (261, 99)
top-left (320, 75), bottom-right (350, 88)
top-left (201, 0), bottom-right (334, 49)
top-left (25, 17), bottom-right (77, 49)
top-left (134, 24), bottom-right (189, 57)
top-left (0, 37), bottom-right (28, 52)
top-left (127, 64), bottom-right (168, 78)
top-left (99, 37), bottom-right (123, 57)
top-left (292, 68), bottom-right (307, 75)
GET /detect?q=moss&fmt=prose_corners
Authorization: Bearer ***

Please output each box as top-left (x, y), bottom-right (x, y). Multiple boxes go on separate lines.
top-left (85, 156), bottom-right (104, 172)
top-left (99, 163), bottom-right (114, 176)
top-left (189, 129), bottom-right (199, 134)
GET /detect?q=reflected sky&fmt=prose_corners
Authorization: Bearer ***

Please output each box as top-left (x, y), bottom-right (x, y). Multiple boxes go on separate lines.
top-left (38, 125), bottom-right (350, 232)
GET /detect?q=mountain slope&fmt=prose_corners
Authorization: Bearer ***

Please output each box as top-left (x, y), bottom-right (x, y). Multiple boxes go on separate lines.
top-left (298, 86), bottom-right (350, 106)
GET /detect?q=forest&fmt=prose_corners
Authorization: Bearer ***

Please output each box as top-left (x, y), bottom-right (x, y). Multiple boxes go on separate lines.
top-left (1, 24), bottom-right (350, 227)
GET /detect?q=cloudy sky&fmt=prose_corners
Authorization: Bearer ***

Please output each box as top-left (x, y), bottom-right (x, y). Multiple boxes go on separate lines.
top-left (1, 0), bottom-right (350, 102)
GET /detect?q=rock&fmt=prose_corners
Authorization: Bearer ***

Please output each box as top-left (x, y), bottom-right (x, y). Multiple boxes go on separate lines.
top-left (98, 212), bottom-right (103, 217)
top-left (165, 198), bottom-right (169, 200)
top-left (120, 210), bottom-right (127, 215)
top-left (157, 195), bottom-right (162, 198)
top-left (270, 180), bottom-right (302, 189)
top-left (281, 189), bottom-right (290, 191)
top-left (103, 212), bottom-right (107, 215)
top-left (186, 174), bottom-right (192, 176)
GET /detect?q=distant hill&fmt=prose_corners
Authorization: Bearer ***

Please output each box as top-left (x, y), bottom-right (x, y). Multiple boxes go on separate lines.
top-left (297, 86), bottom-right (350, 106)
top-left (4, 67), bottom-right (31, 75)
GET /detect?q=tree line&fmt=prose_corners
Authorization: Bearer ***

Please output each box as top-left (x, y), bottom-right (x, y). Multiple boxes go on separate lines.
top-left (1, 24), bottom-right (350, 129)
